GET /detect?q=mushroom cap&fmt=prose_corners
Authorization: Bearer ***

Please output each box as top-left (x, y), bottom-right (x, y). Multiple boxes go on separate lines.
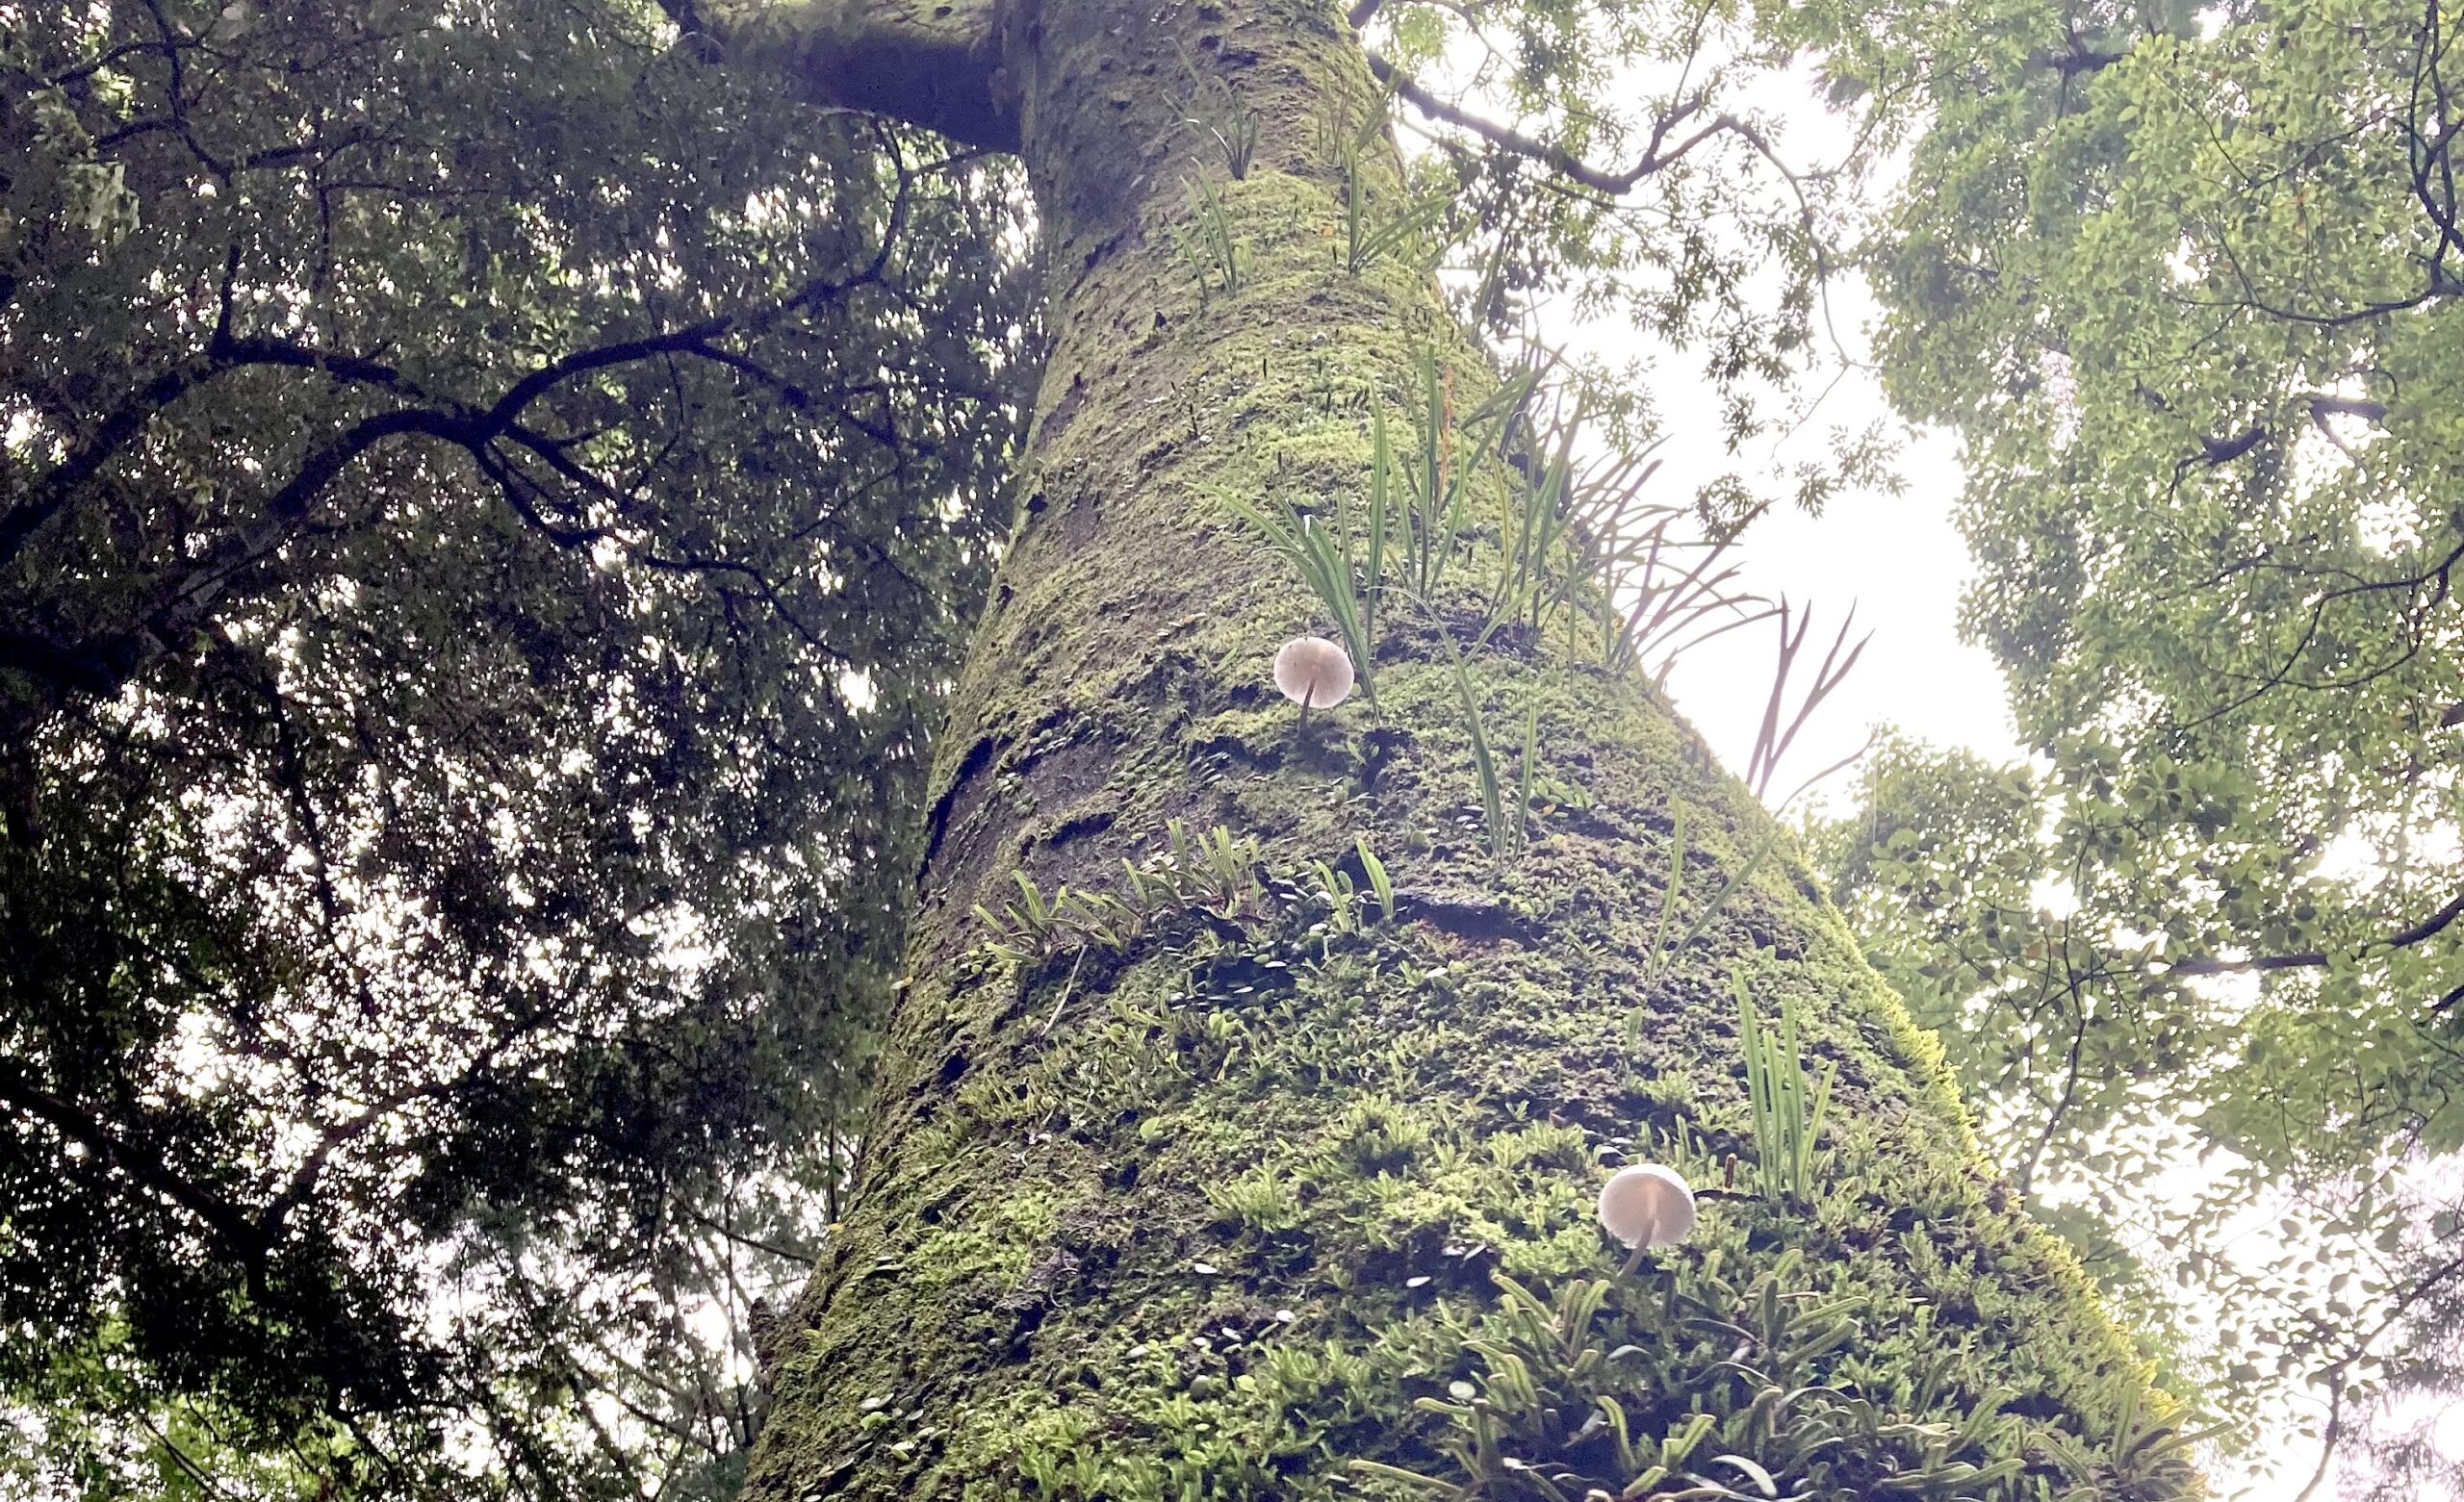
top-left (1272, 635), bottom-right (1355, 709)
top-left (1595, 1163), bottom-right (1697, 1250)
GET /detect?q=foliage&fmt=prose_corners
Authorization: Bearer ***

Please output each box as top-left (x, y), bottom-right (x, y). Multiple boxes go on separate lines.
top-left (1785, 0), bottom-right (2464, 1474)
top-left (1358, 1253), bottom-right (2044, 1501)
top-left (1743, 598), bottom-right (1868, 806)
top-left (1173, 172), bottom-right (1250, 294)
top-left (1736, 969), bottom-right (1835, 1203)
top-left (1450, 648), bottom-right (1517, 860)
top-left (1221, 347), bottom-right (1723, 715)
top-left (1638, 804), bottom-right (1781, 997)
top-left (0, 0), bottom-right (1029, 1493)
top-left (1341, 139), bottom-right (1451, 277)
top-left (972, 823), bottom-right (1398, 978)
top-left (1356, 0), bottom-right (1902, 526)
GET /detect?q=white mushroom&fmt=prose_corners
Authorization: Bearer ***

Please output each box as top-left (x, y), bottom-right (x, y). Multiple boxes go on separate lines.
top-left (1272, 635), bottom-right (1354, 711)
top-left (1595, 1163), bottom-right (1697, 1252)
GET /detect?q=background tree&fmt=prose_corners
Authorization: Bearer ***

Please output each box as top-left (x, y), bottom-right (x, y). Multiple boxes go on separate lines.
top-left (1795, 0), bottom-right (2464, 1491)
top-left (3, 2), bottom-right (1028, 1493)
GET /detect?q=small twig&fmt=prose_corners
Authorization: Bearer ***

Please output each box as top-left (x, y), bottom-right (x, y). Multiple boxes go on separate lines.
top-left (1038, 947), bottom-right (1090, 1038)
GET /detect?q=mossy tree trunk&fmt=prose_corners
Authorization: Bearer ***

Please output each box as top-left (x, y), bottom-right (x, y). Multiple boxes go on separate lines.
top-left (716, 1), bottom-right (2200, 1496)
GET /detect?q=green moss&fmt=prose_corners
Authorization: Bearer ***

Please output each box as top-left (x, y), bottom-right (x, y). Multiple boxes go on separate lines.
top-left (757, 714), bottom-right (2201, 1496)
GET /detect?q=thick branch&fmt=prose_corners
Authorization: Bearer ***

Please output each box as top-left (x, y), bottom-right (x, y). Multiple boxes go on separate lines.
top-left (0, 1066), bottom-right (269, 1267)
top-left (2169, 887), bottom-right (2464, 987)
top-left (685, 0), bottom-right (1015, 152)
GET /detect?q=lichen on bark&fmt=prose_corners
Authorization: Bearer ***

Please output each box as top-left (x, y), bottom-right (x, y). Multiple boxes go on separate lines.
top-left (726, 0), bottom-right (2206, 1497)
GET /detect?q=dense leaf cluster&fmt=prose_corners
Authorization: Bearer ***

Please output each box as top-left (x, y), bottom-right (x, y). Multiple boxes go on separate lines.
top-left (1, 0), bottom-right (1029, 1493)
top-left (1790, 0), bottom-right (2464, 1487)
top-left (1384, 1248), bottom-right (2199, 1501)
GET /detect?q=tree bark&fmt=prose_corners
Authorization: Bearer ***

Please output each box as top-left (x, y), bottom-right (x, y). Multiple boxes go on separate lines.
top-left (725, 1), bottom-right (2198, 1496)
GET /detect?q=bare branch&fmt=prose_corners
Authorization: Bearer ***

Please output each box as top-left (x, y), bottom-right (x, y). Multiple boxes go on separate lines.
top-left (1364, 50), bottom-right (1781, 196)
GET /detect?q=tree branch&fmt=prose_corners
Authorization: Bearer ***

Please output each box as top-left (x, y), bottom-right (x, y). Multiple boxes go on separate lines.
top-left (1363, 50), bottom-right (1772, 196)
top-left (686, 0), bottom-right (1015, 152)
top-left (0, 1066), bottom-right (269, 1269)
top-left (0, 330), bottom-right (427, 570)
top-left (2168, 887), bottom-right (2464, 987)
top-left (5, 241), bottom-right (904, 719)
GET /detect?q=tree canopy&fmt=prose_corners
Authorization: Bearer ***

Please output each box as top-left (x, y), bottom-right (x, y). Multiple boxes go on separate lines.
top-left (4, 2), bottom-right (1026, 1492)
top-left (1807, 0), bottom-right (2464, 1492)
top-left (3, 0), bottom-right (2459, 1495)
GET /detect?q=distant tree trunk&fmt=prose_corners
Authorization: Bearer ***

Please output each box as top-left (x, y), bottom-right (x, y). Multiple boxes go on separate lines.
top-left (713, 1), bottom-right (2195, 1495)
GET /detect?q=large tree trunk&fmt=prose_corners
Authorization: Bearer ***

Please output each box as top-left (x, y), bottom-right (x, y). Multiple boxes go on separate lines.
top-left (719, 1), bottom-right (2197, 1495)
